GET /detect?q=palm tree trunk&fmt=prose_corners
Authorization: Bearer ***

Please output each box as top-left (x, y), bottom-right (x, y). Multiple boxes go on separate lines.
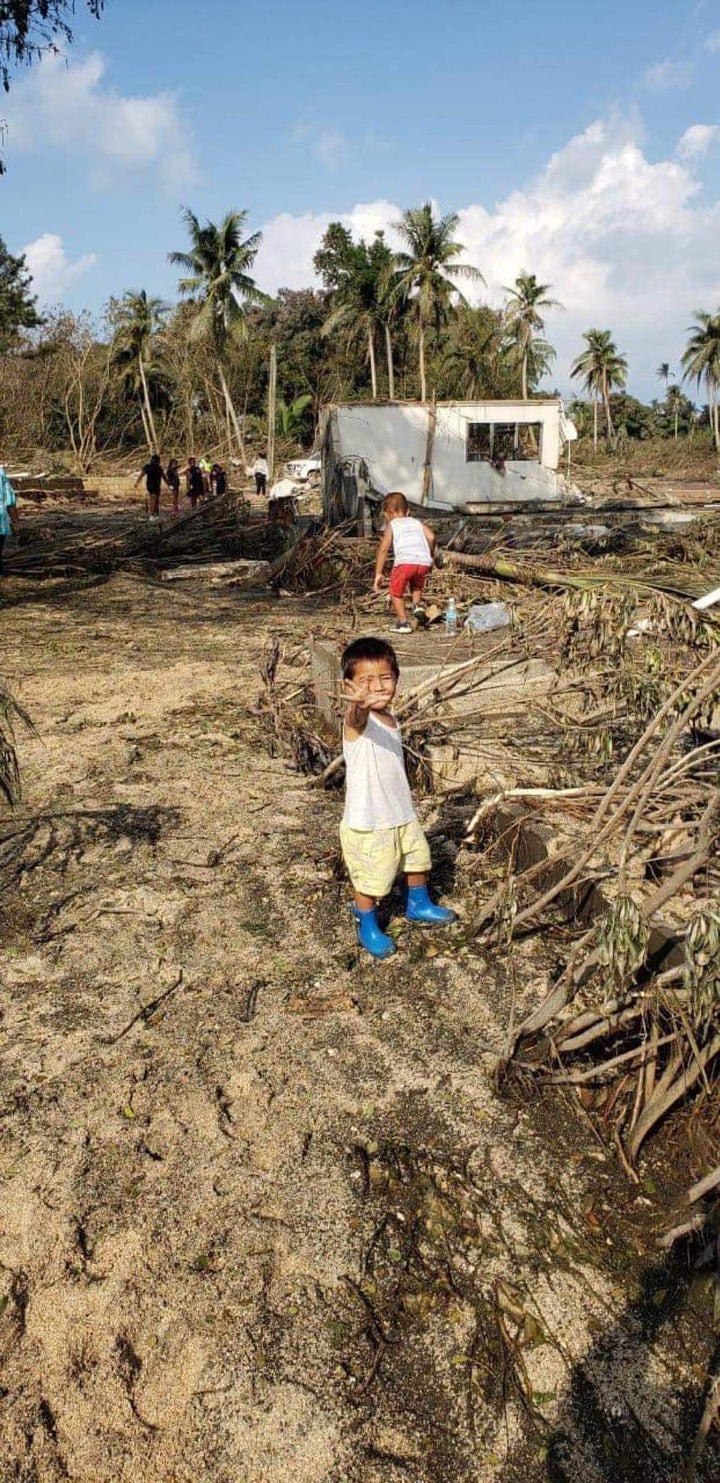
top-left (139, 398), bottom-right (153, 453)
top-left (521, 347), bottom-right (528, 401)
top-left (593, 397), bottom-right (598, 452)
top-left (385, 322), bottom-right (395, 399)
top-left (419, 323), bottom-right (427, 402)
top-left (138, 354), bottom-right (159, 453)
top-left (603, 372), bottom-right (613, 446)
top-left (217, 361), bottom-right (246, 464)
top-left (368, 327), bottom-right (377, 400)
top-left (674, 408), bottom-right (678, 441)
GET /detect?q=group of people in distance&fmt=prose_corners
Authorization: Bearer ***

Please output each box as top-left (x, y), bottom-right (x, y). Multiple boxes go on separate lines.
top-left (135, 453), bottom-right (229, 521)
top-left (135, 451), bottom-right (271, 521)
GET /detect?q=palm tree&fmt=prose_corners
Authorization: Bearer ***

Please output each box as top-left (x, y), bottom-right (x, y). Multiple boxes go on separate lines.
top-left (682, 310), bottom-right (720, 451)
top-left (320, 233), bottom-right (392, 400)
top-left (169, 208), bottom-right (268, 458)
top-left (393, 203), bottom-right (484, 401)
top-left (656, 361), bottom-right (672, 399)
top-left (503, 274), bottom-right (561, 398)
top-left (570, 329), bottom-right (628, 449)
top-left (110, 290), bottom-right (167, 452)
top-left (665, 384), bottom-right (683, 441)
top-left (377, 247), bottom-right (402, 399)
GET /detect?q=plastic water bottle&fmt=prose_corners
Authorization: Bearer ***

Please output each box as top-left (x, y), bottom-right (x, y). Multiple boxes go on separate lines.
top-left (445, 597), bottom-right (458, 636)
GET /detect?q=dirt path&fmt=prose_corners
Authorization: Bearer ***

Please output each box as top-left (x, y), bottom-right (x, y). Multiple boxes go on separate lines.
top-left (0, 564), bottom-right (716, 1482)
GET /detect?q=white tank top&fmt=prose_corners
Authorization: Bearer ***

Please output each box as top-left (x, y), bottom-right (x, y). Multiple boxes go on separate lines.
top-left (342, 712), bottom-right (417, 830)
top-left (390, 517), bottom-right (432, 567)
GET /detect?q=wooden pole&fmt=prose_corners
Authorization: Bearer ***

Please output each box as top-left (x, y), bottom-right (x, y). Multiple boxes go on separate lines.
top-left (421, 399), bottom-right (436, 504)
top-left (267, 344), bottom-right (277, 482)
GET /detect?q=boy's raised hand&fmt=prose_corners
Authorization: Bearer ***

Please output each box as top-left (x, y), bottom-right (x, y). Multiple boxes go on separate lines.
top-left (342, 676), bottom-right (369, 708)
top-left (342, 676), bottom-right (371, 732)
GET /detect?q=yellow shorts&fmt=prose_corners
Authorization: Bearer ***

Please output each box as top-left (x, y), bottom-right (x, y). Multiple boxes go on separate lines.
top-left (340, 818), bottom-right (431, 898)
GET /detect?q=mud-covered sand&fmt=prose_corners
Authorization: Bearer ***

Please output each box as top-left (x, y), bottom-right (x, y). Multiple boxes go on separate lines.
top-left (0, 516), bottom-right (717, 1482)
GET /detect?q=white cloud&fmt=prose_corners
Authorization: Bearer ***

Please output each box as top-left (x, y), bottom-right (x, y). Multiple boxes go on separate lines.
top-left (706, 30), bottom-right (720, 52)
top-left (677, 123), bottom-right (720, 159)
top-left (313, 130), bottom-right (346, 170)
top-left (291, 114), bottom-right (347, 170)
top-left (255, 200), bottom-right (402, 296)
top-left (254, 113), bottom-right (720, 398)
top-left (643, 58), bottom-right (694, 89)
top-left (23, 233), bottom-right (97, 303)
top-left (5, 51), bottom-right (196, 189)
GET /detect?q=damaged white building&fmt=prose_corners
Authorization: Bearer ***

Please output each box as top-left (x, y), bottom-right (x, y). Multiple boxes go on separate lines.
top-left (322, 399), bottom-right (578, 521)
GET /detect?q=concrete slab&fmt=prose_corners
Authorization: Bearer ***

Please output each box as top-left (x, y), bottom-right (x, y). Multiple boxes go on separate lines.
top-left (310, 627), bottom-right (555, 737)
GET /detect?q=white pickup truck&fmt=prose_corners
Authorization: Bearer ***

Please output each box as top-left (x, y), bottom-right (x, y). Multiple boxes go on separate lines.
top-left (284, 453), bottom-right (321, 483)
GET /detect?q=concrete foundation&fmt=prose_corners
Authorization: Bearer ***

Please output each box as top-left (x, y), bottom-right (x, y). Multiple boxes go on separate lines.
top-left (310, 627), bottom-right (555, 743)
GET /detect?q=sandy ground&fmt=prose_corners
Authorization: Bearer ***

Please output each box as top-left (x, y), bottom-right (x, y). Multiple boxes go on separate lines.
top-left (0, 536), bottom-right (717, 1482)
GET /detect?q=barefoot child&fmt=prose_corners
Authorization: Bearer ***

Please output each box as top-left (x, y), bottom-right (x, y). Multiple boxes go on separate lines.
top-left (373, 491), bottom-right (437, 632)
top-left (340, 636), bottom-right (456, 959)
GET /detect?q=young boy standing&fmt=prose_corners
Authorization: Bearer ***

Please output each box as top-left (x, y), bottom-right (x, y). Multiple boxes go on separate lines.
top-left (340, 635), bottom-right (456, 959)
top-left (373, 491), bottom-right (437, 633)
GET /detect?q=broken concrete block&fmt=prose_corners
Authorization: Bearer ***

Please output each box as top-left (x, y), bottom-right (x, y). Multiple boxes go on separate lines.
top-left (162, 560), bottom-right (271, 586)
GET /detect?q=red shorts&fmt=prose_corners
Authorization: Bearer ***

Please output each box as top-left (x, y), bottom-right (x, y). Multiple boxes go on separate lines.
top-left (389, 563), bottom-right (432, 598)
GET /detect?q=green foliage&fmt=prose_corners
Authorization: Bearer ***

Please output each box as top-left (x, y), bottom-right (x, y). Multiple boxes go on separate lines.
top-left (434, 304), bottom-right (515, 399)
top-left (682, 308), bottom-right (720, 449)
top-left (0, 234), bottom-right (42, 350)
top-left (0, 1), bottom-right (103, 90)
top-left (610, 392), bottom-right (655, 441)
top-left (502, 273), bottom-right (561, 397)
top-left (393, 203), bottom-right (484, 398)
top-left (682, 310), bottom-right (720, 392)
top-left (169, 207), bottom-right (268, 354)
top-left (276, 393), bottom-right (312, 438)
top-left (109, 291), bottom-right (169, 401)
top-left (571, 329), bottom-right (628, 445)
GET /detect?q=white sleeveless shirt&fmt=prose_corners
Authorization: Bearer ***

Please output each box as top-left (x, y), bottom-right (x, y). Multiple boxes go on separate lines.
top-left (389, 516), bottom-right (432, 567)
top-left (342, 712), bottom-right (417, 830)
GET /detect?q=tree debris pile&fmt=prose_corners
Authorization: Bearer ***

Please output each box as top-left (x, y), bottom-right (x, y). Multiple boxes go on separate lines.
top-left (3, 490), bottom-right (289, 582)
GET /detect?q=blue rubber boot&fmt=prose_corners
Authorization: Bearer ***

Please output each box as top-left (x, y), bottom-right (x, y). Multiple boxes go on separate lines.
top-left (352, 905), bottom-right (396, 959)
top-left (406, 884), bottom-right (457, 925)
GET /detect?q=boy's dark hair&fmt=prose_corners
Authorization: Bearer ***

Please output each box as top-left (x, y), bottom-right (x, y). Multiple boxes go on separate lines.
top-left (384, 491), bottom-right (409, 515)
top-left (341, 636), bottom-right (399, 681)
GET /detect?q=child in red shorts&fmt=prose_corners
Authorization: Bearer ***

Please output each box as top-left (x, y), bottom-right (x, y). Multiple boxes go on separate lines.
top-left (373, 491), bottom-right (437, 632)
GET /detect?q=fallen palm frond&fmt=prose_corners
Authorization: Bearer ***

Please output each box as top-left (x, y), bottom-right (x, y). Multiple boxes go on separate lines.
top-left (0, 685), bottom-right (35, 806)
top-left (445, 543), bottom-right (720, 604)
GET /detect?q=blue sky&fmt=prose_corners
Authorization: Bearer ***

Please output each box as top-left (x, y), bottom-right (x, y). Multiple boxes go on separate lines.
top-left (2, 0), bottom-right (720, 397)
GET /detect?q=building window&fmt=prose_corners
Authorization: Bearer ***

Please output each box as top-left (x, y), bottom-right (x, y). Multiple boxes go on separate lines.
top-left (466, 422), bottom-right (543, 463)
top-left (466, 423), bottom-right (492, 461)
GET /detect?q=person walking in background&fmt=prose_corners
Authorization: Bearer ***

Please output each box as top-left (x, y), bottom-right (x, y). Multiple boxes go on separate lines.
top-left (199, 455), bottom-right (212, 499)
top-left (252, 452), bottom-right (269, 498)
top-left (134, 453), bottom-right (169, 522)
top-left (210, 462), bottom-right (228, 497)
top-left (167, 458), bottom-right (181, 516)
top-left (181, 457), bottom-right (205, 510)
top-left (0, 465), bottom-right (17, 573)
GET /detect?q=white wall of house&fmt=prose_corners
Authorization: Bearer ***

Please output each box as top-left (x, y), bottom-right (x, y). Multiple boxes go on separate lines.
top-left (328, 400), bottom-right (566, 511)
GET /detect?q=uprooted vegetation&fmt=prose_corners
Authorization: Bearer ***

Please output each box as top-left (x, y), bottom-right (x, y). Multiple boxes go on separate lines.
top-left (1, 486), bottom-right (720, 1481)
